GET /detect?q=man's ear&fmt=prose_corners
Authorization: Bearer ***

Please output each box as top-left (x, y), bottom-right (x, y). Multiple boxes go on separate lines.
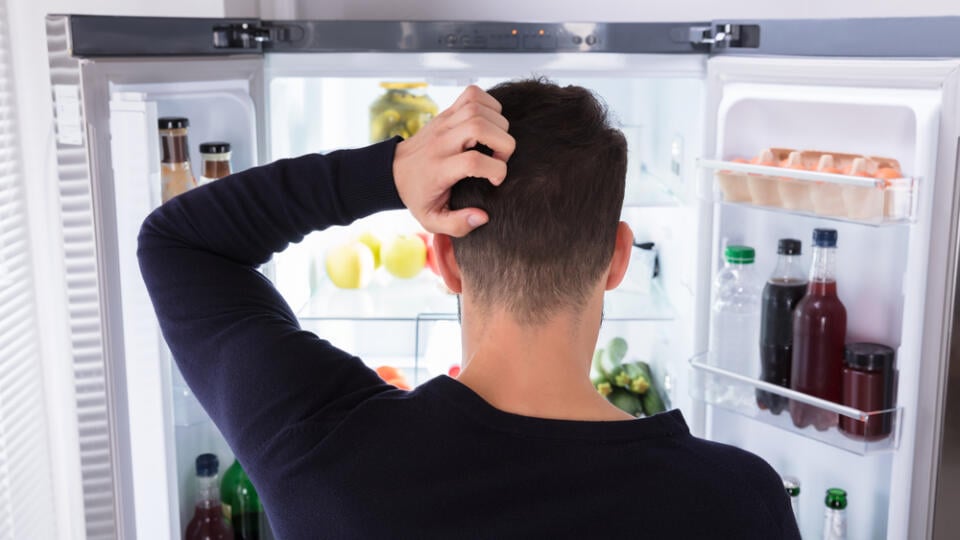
top-left (433, 233), bottom-right (463, 294)
top-left (605, 222), bottom-right (633, 291)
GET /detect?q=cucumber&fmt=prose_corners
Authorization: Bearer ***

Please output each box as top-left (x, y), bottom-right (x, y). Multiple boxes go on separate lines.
top-left (606, 337), bottom-right (629, 366)
top-left (635, 361), bottom-right (667, 416)
top-left (608, 388), bottom-right (643, 417)
top-left (592, 348), bottom-right (611, 381)
top-left (622, 363), bottom-right (651, 394)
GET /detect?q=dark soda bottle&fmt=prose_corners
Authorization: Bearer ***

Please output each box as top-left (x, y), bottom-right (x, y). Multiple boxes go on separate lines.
top-left (790, 228), bottom-right (846, 431)
top-left (221, 458), bottom-right (274, 540)
top-left (758, 238), bottom-right (807, 414)
top-left (185, 454), bottom-right (233, 540)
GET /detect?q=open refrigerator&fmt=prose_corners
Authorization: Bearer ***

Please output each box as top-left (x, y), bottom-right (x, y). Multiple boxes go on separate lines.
top-left (45, 15), bottom-right (960, 539)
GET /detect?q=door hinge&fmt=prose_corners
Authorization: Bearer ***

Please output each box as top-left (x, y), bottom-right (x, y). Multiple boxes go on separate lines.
top-left (212, 23), bottom-right (273, 49)
top-left (689, 24), bottom-right (759, 50)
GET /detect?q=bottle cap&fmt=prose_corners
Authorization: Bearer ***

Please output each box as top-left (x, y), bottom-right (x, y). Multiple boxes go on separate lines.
top-left (813, 228), bottom-right (838, 248)
top-left (158, 117), bottom-right (189, 129)
top-left (199, 142), bottom-right (231, 154)
top-left (825, 488), bottom-right (847, 510)
top-left (782, 475), bottom-right (800, 497)
top-left (195, 453), bottom-right (219, 477)
top-left (844, 343), bottom-right (895, 373)
top-left (777, 238), bottom-right (802, 256)
top-left (724, 245), bottom-right (755, 264)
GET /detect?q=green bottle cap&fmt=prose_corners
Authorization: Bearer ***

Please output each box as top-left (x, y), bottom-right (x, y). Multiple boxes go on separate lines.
top-left (782, 476), bottom-right (800, 497)
top-left (825, 488), bottom-right (847, 509)
top-left (724, 245), bottom-right (755, 264)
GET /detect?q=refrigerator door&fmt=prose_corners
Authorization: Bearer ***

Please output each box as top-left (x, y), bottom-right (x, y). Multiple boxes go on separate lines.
top-left (46, 15), bottom-right (265, 539)
top-left (698, 55), bottom-right (960, 539)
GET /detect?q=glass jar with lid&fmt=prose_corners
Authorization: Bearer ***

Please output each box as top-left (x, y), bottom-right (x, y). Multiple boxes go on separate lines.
top-left (369, 82), bottom-right (438, 143)
top-left (198, 142), bottom-right (232, 185)
top-left (159, 117), bottom-right (197, 203)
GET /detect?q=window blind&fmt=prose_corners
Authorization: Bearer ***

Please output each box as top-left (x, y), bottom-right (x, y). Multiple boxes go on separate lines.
top-left (0, 2), bottom-right (58, 539)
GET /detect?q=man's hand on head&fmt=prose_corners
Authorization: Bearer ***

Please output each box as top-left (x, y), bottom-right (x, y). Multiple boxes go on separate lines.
top-left (393, 85), bottom-right (515, 238)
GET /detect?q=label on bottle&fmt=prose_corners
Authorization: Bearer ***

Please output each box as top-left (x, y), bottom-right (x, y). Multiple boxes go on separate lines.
top-left (222, 502), bottom-right (232, 521)
top-left (823, 508), bottom-right (846, 540)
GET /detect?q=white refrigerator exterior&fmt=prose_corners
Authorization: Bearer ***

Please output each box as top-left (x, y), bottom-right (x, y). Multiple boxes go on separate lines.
top-left (45, 15), bottom-right (960, 540)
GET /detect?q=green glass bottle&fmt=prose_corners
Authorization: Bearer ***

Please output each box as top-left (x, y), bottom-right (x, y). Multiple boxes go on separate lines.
top-left (220, 459), bottom-right (273, 540)
top-left (822, 487), bottom-right (847, 540)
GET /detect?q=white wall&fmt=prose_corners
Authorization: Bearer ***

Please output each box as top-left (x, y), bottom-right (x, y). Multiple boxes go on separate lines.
top-left (5, 3), bottom-right (223, 539)
top-left (253, 0), bottom-right (960, 20)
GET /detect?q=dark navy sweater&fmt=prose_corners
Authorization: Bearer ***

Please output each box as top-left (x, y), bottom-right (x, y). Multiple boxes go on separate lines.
top-left (138, 138), bottom-right (800, 539)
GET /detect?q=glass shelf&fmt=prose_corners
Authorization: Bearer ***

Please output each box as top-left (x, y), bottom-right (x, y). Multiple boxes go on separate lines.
top-left (689, 354), bottom-right (901, 456)
top-left (701, 159), bottom-right (917, 225)
top-left (624, 170), bottom-right (681, 208)
top-left (298, 274), bottom-right (675, 322)
top-left (299, 274), bottom-right (457, 321)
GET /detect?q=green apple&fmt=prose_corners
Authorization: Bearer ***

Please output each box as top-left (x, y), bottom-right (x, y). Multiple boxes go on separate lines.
top-left (357, 231), bottom-right (382, 269)
top-left (324, 242), bottom-right (375, 289)
top-left (382, 234), bottom-right (427, 279)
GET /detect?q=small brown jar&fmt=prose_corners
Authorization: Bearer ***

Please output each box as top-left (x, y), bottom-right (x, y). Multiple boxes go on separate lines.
top-left (840, 343), bottom-right (895, 440)
top-left (198, 142), bottom-right (232, 185)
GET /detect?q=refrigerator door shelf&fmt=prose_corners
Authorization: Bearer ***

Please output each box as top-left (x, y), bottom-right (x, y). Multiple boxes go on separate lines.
top-left (689, 354), bottom-right (902, 456)
top-left (702, 158), bottom-right (918, 225)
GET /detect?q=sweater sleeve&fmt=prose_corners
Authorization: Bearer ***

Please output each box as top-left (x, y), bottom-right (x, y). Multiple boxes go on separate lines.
top-left (137, 137), bottom-right (404, 464)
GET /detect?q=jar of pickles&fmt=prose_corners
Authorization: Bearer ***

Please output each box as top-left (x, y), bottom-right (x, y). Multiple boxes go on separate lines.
top-left (369, 82), bottom-right (438, 143)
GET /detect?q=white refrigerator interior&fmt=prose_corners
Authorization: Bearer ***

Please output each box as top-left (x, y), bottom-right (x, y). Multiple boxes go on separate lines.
top-left (701, 57), bottom-right (947, 538)
top-left (105, 65), bottom-right (261, 538)
top-left (65, 29), bottom-right (960, 538)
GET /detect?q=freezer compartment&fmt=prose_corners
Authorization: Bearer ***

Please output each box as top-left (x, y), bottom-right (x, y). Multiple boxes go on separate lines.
top-left (689, 354), bottom-right (901, 455)
top-left (704, 159), bottom-right (918, 224)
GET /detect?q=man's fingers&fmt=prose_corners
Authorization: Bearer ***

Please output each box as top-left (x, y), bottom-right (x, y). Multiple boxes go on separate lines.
top-left (423, 207), bottom-right (489, 238)
top-left (444, 151), bottom-right (508, 187)
top-left (442, 116), bottom-right (516, 163)
top-left (446, 85), bottom-right (502, 116)
top-left (445, 101), bottom-right (509, 133)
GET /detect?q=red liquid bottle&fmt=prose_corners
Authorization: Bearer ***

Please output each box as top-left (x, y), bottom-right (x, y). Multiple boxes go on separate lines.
top-left (790, 228), bottom-right (846, 431)
top-left (185, 454), bottom-right (234, 540)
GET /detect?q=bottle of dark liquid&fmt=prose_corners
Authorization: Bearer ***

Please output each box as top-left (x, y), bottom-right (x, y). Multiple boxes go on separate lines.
top-left (159, 117), bottom-right (197, 203)
top-left (221, 458), bottom-right (273, 540)
top-left (758, 238), bottom-right (807, 414)
top-left (185, 454), bottom-right (233, 540)
top-left (790, 228), bottom-right (846, 431)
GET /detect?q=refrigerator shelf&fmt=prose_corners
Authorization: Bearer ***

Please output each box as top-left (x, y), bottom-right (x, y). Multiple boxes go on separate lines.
top-left (623, 170), bottom-right (681, 208)
top-left (689, 354), bottom-right (902, 456)
top-left (701, 159), bottom-right (918, 225)
top-left (297, 274), bottom-right (675, 322)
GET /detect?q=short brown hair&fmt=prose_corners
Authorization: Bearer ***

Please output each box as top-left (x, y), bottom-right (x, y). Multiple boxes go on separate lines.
top-left (449, 79), bottom-right (627, 324)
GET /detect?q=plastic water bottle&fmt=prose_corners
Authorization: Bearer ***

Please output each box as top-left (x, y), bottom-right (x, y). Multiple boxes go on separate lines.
top-left (708, 245), bottom-right (762, 405)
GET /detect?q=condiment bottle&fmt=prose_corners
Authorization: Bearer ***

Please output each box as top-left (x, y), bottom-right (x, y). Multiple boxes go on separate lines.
top-left (782, 475), bottom-right (801, 524)
top-left (758, 238), bottom-right (806, 415)
top-left (185, 453), bottom-right (233, 540)
top-left (823, 488), bottom-right (847, 540)
top-left (840, 343), bottom-right (895, 440)
top-left (159, 117), bottom-right (197, 203)
top-left (199, 142), bottom-right (232, 185)
top-left (790, 228), bottom-right (846, 431)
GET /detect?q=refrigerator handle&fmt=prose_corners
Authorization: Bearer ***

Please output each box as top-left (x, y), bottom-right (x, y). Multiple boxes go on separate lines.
top-left (689, 24), bottom-right (760, 51)
top-left (213, 22), bottom-right (303, 50)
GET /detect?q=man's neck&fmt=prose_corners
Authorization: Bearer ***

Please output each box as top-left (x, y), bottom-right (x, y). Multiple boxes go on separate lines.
top-left (454, 296), bottom-right (633, 422)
